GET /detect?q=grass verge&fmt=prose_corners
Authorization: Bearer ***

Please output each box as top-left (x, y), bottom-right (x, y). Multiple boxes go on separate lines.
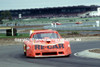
top-left (0, 33), bottom-right (29, 38)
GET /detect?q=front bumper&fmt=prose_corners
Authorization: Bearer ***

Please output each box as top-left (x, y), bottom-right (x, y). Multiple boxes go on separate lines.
top-left (33, 49), bottom-right (70, 57)
top-left (35, 55), bottom-right (67, 57)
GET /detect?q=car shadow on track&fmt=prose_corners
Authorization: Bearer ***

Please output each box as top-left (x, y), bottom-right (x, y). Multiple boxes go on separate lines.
top-left (22, 54), bottom-right (71, 59)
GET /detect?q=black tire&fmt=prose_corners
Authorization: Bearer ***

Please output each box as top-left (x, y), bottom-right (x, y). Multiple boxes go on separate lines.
top-left (24, 52), bottom-right (26, 56)
top-left (66, 54), bottom-right (71, 57)
top-left (24, 45), bottom-right (27, 56)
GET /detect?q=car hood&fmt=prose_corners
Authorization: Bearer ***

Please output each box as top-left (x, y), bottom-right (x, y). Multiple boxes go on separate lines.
top-left (32, 39), bottom-right (64, 46)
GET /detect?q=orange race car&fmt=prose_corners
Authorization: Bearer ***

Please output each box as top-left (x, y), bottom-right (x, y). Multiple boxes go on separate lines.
top-left (24, 30), bottom-right (71, 57)
top-left (53, 22), bottom-right (62, 25)
top-left (75, 22), bottom-right (82, 24)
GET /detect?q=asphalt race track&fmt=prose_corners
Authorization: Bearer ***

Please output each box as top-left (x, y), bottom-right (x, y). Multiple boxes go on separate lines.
top-left (0, 41), bottom-right (100, 67)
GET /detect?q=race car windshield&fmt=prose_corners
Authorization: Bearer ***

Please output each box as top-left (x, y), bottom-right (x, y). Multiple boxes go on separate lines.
top-left (33, 33), bottom-right (60, 39)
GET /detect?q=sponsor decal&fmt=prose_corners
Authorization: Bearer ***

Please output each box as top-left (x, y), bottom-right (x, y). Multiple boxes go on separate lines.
top-left (35, 44), bottom-right (64, 50)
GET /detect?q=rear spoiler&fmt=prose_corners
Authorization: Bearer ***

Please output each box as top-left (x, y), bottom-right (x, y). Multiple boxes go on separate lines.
top-left (30, 29), bottom-right (53, 35)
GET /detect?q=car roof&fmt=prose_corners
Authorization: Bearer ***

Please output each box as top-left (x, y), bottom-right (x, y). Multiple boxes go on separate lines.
top-left (33, 30), bottom-right (57, 33)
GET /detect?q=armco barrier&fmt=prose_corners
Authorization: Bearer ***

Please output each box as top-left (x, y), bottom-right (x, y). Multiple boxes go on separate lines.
top-left (44, 25), bottom-right (100, 31)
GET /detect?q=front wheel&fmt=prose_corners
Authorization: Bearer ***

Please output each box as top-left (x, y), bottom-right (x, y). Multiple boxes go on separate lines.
top-left (24, 45), bottom-right (27, 56)
top-left (66, 54), bottom-right (71, 57)
top-left (24, 52), bottom-right (26, 56)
